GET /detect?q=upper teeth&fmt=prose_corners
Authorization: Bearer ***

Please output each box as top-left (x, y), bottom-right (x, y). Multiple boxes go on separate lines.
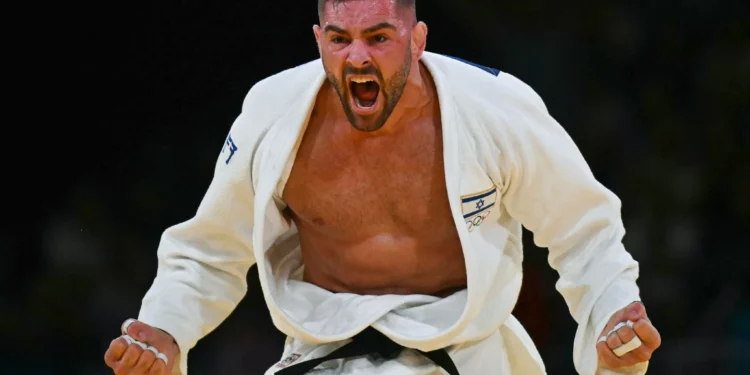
top-left (351, 77), bottom-right (375, 83)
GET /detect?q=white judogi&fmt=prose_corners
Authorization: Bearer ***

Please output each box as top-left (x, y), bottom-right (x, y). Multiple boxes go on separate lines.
top-left (137, 52), bottom-right (648, 375)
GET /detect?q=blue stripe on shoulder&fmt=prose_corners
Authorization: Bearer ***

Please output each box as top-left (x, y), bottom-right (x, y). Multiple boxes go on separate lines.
top-left (442, 54), bottom-right (501, 76)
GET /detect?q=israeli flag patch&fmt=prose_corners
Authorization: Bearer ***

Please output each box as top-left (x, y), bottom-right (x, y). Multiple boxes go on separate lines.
top-left (461, 186), bottom-right (497, 232)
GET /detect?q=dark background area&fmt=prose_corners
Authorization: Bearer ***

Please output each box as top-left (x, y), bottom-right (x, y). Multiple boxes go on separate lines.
top-left (3, 1), bottom-right (749, 374)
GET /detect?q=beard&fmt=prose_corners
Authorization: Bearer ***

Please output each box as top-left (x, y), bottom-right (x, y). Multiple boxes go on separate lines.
top-left (323, 41), bottom-right (412, 132)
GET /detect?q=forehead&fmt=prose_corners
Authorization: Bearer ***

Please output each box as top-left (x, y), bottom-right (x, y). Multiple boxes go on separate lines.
top-left (322, 0), bottom-right (405, 28)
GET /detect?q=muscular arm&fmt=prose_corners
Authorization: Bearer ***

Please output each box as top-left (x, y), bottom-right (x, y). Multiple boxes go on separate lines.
top-left (494, 73), bottom-right (647, 375)
top-left (137, 111), bottom-right (257, 375)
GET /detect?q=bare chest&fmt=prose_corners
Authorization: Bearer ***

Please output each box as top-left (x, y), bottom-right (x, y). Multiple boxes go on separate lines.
top-left (283, 118), bottom-right (453, 235)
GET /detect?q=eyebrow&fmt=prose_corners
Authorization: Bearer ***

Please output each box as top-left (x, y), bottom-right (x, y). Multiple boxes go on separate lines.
top-left (324, 22), bottom-right (398, 35)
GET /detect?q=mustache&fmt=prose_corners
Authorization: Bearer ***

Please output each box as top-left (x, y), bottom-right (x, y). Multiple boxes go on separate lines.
top-left (344, 65), bottom-right (380, 78)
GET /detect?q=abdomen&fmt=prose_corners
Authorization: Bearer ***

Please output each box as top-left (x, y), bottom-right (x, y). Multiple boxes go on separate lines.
top-left (291, 207), bottom-right (467, 297)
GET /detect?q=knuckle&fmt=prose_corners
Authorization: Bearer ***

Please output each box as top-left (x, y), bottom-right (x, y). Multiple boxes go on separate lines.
top-left (113, 362), bottom-right (128, 375)
top-left (142, 349), bottom-right (157, 360)
top-left (617, 327), bottom-right (635, 341)
top-left (105, 347), bottom-right (119, 361)
top-left (122, 346), bottom-right (142, 365)
top-left (111, 338), bottom-right (127, 351)
top-left (606, 335), bottom-right (621, 348)
top-left (653, 331), bottom-right (662, 346)
top-left (137, 352), bottom-right (156, 369)
top-left (634, 319), bottom-right (651, 333)
top-left (149, 361), bottom-right (167, 375)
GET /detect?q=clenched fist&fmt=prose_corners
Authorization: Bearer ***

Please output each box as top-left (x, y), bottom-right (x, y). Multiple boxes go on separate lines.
top-left (104, 319), bottom-right (180, 375)
top-left (597, 301), bottom-right (661, 370)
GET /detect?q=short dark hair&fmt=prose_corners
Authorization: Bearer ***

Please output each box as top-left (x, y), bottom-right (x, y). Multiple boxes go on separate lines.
top-left (318, 0), bottom-right (416, 22)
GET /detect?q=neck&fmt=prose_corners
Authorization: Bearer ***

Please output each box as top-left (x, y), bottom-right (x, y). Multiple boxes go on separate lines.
top-left (382, 60), bottom-right (435, 131)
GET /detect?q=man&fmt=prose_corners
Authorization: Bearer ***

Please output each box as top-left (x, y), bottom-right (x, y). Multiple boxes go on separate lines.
top-left (103, 0), bottom-right (661, 374)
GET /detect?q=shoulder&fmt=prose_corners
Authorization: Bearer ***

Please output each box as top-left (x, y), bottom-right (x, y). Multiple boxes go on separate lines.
top-left (224, 58), bottom-right (323, 149)
top-left (229, 58), bottom-right (322, 136)
top-left (241, 58), bottom-right (323, 113)
top-left (494, 71), bottom-right (548, 113)
top-left (423, 52), bottom-right (547, 113)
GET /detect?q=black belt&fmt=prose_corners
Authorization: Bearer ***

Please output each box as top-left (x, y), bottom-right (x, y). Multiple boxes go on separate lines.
top-left (276, 327), bottom-right (460, 375)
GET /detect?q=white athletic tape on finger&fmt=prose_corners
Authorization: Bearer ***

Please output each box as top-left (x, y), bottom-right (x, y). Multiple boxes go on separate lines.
top-left (156, 352), bottom-right (169, 366)
top-left (122, 333), bottom-right (168, 365)
top-left (611, 320), bottom-right (634, 334)
top-left (598, 320), bottom-right (637, 344)
top-left (121, 318), bottom-right (137, 335)
top-left (613, 336), bottom-right (642, 357)
top-left (121, 334), bottom-right (147, 350)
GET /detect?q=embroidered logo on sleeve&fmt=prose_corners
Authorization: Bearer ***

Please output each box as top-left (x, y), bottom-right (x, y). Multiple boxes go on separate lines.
top-left (275, 353), bottom-right (302, 368)
top-left (461, 186), bottom-right (497, 232)
top-left (222, 134), bottom-right (238, 164)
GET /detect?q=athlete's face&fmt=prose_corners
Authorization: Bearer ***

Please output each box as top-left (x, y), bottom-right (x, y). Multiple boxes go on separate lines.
top-left (315, 0), bottom-right (417, 132)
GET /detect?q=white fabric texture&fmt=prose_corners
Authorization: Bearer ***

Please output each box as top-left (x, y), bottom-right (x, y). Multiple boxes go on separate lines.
top-left (137, 52), bottom-right (645, 375)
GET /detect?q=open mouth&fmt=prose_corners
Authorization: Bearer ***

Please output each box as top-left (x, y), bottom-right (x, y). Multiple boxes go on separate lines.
top-left (349, 76), bottom-right (381, 113)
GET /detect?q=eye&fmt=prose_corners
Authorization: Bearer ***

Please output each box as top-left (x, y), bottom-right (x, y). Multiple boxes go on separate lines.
top-left (331, 36), bottom-right (347, 44)
top-left (373, 34), bottom-right (388, 43)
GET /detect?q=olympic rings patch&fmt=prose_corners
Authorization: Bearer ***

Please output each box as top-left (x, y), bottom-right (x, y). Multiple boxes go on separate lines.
top-left (466, 210), bottom-right (491, 232)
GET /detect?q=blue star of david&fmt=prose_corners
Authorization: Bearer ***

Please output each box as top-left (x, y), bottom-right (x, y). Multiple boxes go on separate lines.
top-left (476, 199), bottom-right (485, 210)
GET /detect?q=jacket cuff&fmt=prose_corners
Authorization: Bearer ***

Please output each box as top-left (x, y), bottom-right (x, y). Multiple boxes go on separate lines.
top-left (138, 309), bottom-right (200, 375)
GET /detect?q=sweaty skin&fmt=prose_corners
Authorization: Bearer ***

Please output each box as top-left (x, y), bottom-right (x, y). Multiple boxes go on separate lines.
top-left (103, 2), bottom-right (661, 374)
top-left (283, 68), bottom-right (467, 297)
top-left (282, 1), bottom-right (466, 297)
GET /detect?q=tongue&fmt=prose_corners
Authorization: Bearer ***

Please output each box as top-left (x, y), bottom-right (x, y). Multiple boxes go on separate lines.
top-left (353, 82), bottom-right (379, 102)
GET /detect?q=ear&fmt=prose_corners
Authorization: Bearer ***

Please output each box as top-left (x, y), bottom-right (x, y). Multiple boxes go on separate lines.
top-left (411, 21), bottom-right (428, 60)
top-left (313, 24), bottom-right (322, 55)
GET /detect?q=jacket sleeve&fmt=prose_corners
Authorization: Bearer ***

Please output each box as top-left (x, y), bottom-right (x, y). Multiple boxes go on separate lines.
top-left (136, 108), bottom-right (258, 375)
top-left (494, 72), bottom-right (648, 375)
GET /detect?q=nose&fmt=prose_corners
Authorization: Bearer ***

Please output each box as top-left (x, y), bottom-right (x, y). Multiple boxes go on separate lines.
top-left (346, 39), bottom-right (371, 68)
